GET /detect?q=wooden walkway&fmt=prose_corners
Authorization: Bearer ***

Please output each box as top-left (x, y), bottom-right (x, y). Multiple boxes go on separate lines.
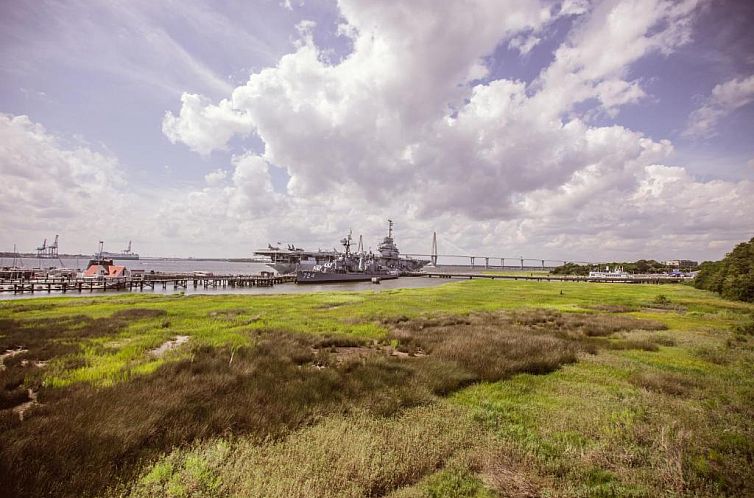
top-left (0, 274), bottom-right (296, 294)
top-left (412, 272), bottom-right (685, 284)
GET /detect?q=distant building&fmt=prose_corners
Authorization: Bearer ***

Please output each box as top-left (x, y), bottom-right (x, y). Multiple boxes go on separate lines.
top-left (664, 260), bottom-right (698, 268)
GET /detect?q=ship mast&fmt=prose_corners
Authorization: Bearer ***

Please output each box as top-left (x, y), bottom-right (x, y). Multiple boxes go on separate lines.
top-left (340, 230), bottom-right (352, 256)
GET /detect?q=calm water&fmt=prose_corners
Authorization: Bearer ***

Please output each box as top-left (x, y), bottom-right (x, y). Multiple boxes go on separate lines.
top-left (3, 257), bottom-right (272, 275)
top-left (0, 257), bottom-right (462, 300)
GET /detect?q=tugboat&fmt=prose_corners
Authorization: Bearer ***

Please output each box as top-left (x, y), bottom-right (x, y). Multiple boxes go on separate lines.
top-left (296, 232), bottom-right (399, 284)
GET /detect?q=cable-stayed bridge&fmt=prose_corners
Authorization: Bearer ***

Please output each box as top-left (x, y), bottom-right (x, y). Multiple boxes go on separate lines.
top-left (403, 232), bottom-right (592, 269)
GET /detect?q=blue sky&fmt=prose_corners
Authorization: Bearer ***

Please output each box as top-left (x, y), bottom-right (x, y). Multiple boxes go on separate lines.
top-left (1, 0), bottom-right (752, 261)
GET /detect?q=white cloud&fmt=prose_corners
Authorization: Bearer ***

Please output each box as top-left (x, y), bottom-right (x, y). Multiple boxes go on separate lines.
top-left (0, 113), bottom-right (137, 248)
top-left (204, 168), bottom-right (227, 186)
top-left (162, 93), bottom-right (254, 156)
top-left (117, 0), bottom-right (754, 259)
top-left (508, 34), bottom-right (541, 55)
top-left (531, 0), bottom-right (701, 118)
top-left (684, 74), bottom-right (754, 138)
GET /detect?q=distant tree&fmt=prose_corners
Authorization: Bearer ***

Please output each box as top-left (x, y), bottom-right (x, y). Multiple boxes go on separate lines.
top-left (551, 259), bottom-right (672, 276)
top-left (694, 237), bottom-right (754, 303)
top-left (551, 263), bottom-right (591, 276)
top-left (635, 259), bottom-right (651, 273)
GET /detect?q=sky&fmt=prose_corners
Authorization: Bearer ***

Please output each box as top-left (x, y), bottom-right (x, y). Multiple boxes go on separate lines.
top-left (1, 0), bottom-right (753, 262)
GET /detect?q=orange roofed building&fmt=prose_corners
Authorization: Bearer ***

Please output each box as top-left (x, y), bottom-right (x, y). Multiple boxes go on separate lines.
top-left (82, 260), bottom-right (130, 279)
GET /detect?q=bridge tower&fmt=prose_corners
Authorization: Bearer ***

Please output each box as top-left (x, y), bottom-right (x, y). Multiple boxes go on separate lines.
top-left (431, 232), bottom-right (438, 266)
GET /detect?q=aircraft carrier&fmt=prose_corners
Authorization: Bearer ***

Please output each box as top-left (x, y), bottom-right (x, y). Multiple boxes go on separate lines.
top-left (254, 220), bottom-right (428, 276)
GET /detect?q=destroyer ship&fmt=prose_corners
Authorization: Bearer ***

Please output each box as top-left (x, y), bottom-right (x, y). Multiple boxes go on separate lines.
top-left (296, 231), bottom-right (399, 284)
top-left (254, 220), bottom-right (428, 275)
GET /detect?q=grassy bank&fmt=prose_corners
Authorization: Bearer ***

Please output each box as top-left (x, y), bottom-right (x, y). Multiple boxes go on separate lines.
top-left (1, 280), bottom-right (752, 497)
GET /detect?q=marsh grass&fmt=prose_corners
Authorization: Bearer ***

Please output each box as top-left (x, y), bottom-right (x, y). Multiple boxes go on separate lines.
top-left (628, 370), bottom-right (700, 396)
top-left (127, 404), bottom-right (483, 498)
top-left (0, 307), bottom-right (666, 497)
top-left (0, 333), bottom-right (433, 496)
top-left (1, 281), bottom-right (753, 497)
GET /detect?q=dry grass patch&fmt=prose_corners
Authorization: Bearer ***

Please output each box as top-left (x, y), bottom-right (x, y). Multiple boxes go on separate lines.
top-left (387, 310), bottom-right (667, 382)
top-left (126, 403), bottom-right (482, 498)
top-left (629, 370), bottom-right (699, 396)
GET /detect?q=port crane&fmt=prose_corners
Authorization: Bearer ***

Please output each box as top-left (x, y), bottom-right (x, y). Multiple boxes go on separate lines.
top-left (36, 235), bottom-right (59, 259)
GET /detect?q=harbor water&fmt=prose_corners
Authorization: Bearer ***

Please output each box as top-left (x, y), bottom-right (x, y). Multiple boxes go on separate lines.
top-left (0, 257), bottom-right (463, 300)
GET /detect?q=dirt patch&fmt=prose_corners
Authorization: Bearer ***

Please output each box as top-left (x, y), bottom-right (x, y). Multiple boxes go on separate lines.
top-left (112, 308), bottom-right (167, 320)
top-left (11, 389), bottom-right (39, 421)
top-left (0, 348), bottom-right (28, 371)
top-left (19, 359), bottom-right (48, 368)
top-left (150, 336), bottom-right (190, 358)
top-left (589, 304), bottom-right (638, 313)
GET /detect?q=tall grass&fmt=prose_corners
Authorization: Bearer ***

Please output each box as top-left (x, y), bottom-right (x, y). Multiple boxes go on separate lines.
top-left (1, 281), bottom-right (753, 497)
top-left (128, 404), bottom-right (481, 498)
top-left (0, 308), bottom-right (665, 496)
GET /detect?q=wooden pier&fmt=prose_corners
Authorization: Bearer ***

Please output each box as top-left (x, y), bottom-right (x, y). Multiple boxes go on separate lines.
top-left (411, 272), bottom-right (685, 284)
top-left (0, 273), bottom-right (296, 294)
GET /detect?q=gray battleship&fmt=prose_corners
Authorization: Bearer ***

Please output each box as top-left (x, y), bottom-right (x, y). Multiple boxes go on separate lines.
top-left (296, 231), bottom-right (399, 284)
top-left (254, 220), bottom-right (428, 275)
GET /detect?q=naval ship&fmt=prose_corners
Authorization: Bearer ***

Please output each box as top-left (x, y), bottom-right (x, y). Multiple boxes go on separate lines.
top-left (254, 220), bottom-right (429, 276)
top-left (296, 231), bottom-right (399, 283)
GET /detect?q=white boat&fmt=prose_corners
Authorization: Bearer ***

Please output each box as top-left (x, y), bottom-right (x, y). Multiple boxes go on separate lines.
top-left (588, 266), bottom-right (631, 279)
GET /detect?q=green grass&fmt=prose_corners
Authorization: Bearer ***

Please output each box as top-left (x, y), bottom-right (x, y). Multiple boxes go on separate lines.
top-left (1, 280), bottom-right (745, 388)
top-left (1, 279), bottom-right (753, 497)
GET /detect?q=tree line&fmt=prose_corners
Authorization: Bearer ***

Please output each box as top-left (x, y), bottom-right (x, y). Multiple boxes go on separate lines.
top-left (551, 259), bottom-right (691, 276)
top-left (693, 237), bottom-right (754, 303)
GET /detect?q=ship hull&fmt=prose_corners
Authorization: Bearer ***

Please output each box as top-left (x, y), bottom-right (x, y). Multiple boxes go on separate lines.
top-left (268, 262), bottom-right (298, 274)
top-left (100, 253), bottom-right (140, 261)
top-left (296, 270), bottom-right (399, 284)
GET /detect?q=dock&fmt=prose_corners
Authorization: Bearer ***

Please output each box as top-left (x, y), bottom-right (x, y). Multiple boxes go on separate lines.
top-left (412, 272), bottom-right (685, 284)
top-left (0, 273), bottom-right (296, 294)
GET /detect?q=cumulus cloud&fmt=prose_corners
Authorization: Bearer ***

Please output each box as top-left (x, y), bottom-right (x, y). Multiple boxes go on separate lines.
top-left (204, 168), bottom-right (227, 186)
top-left (0, 113), bottom-right (124, 224)
top-left (684, 74), bottom-right (754, 138)
top-left (0, 113), bottom-right (146, 251)
top-left (149, 0), bottom-right (753, 260)
top-left (531, 0), bottom-right (701, 118)
top-left (162, 93), bottom-right (254, 156)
